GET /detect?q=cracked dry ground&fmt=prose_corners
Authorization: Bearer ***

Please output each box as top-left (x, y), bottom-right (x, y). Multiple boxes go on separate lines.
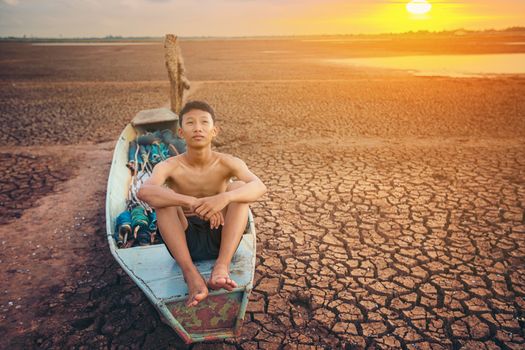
top-left (1, 45), bottom-right (525, 349)
top-left (189, 81), bottom-right (525, 350)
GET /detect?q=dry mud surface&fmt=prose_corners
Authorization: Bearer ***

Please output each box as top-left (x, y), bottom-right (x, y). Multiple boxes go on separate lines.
top-left (1, 36), bottom-right (524, 349)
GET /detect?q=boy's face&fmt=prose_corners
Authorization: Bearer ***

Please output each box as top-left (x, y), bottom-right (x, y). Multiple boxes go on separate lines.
top-left (178, 108), bottom-right (217, 148)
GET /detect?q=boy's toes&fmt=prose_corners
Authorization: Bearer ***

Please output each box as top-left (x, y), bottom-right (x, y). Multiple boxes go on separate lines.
top-left (184, 270), bottom-right (209, 307)
top-left (187, 288), bottom-right (208, 307)
top-left (208, 275), bottom-right (225, 290)
top-left (227, 278), bottom-right (238, 288)
top-left (208, 264), bottom-right (237, 291)
top-left (193, 290), bottom-right (208, 305)
top-left (208, 274), bottom-right (235, 290)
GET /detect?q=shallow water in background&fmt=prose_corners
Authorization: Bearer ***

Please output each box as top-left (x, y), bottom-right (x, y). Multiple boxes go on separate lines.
top-left (325, 53), bottom-right (525, 77)
top-left (31, 42), bottom-right (160, 46)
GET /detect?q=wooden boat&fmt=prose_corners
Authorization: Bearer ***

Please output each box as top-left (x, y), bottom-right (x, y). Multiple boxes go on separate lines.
top-left (105, 107), bottom-right (257, 344)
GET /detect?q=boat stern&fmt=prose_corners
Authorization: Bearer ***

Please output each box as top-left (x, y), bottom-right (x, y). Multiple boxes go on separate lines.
top-left (160, 288), bottom-right (251, 344)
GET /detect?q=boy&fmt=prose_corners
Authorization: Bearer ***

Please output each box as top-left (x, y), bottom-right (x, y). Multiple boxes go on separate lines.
top-left (138, 100), bottom-right (266, 307)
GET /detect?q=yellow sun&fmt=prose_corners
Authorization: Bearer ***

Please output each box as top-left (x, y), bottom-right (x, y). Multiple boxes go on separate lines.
top-left (406, 0), bottom-right (432, 15)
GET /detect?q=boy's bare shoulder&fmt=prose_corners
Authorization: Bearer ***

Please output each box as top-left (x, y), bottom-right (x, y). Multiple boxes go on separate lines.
top-left (216, 152), bottom-right (246, 168)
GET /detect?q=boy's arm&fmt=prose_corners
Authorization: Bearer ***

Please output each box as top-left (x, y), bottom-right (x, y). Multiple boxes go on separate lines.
top-left (193, 157), bottom-right (266, 219)
top-left (224, 157), bottom-right (267, 203)
top-left (137, 161), bottom-right (196, 209)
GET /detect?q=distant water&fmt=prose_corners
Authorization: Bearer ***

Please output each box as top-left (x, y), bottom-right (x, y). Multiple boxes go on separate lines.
top-left (261, 50), bottom-right (290, 54)
top-left (31, 42), bottom-right (160, 46)
top-left (302, 38), bottom-right (391, 43)
top-left (325, 53), bottom-right (525, 77)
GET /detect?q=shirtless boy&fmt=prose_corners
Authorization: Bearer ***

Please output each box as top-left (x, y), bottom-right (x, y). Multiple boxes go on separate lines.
top-left (138, 100), bottom-right (266, 307)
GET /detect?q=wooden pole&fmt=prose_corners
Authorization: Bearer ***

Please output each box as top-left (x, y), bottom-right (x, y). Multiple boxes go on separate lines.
top-left (164, 34), bottom-right (190, 115)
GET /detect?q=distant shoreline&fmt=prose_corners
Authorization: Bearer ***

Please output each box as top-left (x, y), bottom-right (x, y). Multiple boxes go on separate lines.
top-left (1, 27), bottom-right (524, 43)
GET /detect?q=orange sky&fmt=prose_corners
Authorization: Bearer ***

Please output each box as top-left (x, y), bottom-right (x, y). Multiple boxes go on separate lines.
top-left (270, 1), bottom-right (525, 35)
top-left (0, 0), bottom-right (524, 37)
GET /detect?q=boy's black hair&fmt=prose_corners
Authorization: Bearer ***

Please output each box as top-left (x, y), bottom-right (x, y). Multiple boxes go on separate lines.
top-left (179, 100), bottom-right (216, 126)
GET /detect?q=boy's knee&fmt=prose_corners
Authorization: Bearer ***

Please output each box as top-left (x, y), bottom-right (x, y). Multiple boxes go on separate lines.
top-left (226, 180), bottom-right (246, 191)
top-left (155, 205), bottom-right (179, 216)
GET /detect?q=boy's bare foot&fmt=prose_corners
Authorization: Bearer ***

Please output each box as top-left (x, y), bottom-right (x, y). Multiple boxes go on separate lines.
top-left (183, 268), bottom-right (209, 307)
top-left (208, 263), bottom-right (238, 291)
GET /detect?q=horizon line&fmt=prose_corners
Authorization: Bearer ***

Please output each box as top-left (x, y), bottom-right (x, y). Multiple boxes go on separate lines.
top-left (1, 26), bottom-right (524, 41)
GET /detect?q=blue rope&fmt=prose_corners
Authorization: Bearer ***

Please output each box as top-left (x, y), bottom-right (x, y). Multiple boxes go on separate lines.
top-left (114, 210), bottom-right (132, 246)
top-left (159, 143), bottom-right (170, 160)
top-left (148, 211), bottom-right (157, 232)
top-left (128, 141), bottom-right (138, 168)
top-left (131, 206), bottom-right (149, 232)
top-left (120, 130), bottom-right (189, 247)
top-left (149, 144), bottom-right (163, 165)
top-left (137, 133), bottom-right (161, 145)
top-left (160, 129), bottom-right (186, 155)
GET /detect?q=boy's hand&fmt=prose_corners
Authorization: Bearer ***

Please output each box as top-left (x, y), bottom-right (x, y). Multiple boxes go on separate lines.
top-left (194, 193), bottom-right (230, 220)
top-left (209, 211), bottom-right (225, 229)
top-left (186, 196), bottom-right (199, 212)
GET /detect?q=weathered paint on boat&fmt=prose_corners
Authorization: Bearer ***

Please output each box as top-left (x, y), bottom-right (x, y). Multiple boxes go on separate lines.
top-left (105, 117), bottom-right (257, 344)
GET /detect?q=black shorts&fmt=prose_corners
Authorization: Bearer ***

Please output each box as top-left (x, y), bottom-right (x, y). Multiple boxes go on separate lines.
top-left (158, 215), bottom-right (233, 261)
top-left (157, 216), bottom-right (222, 261)
top-left (157, 212), bottom-right (250, 261)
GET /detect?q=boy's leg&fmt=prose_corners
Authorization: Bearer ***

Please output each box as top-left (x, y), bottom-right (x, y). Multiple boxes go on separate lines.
top-left (156, 205), bottom-right (208, 306)
top-left (208, 181), bottom-right (249, 291)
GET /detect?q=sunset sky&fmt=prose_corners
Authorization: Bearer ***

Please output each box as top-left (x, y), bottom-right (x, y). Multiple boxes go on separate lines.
top-left (0, 0), bottom-right (524, 38)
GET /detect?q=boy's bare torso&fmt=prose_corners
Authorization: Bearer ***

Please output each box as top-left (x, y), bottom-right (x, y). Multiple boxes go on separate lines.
top-left (164, 152), bottom-right (234, 202)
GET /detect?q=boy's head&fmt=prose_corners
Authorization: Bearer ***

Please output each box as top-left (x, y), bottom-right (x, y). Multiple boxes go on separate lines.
top-left (179, 100), bottom-right (216, 126)
top-left (178, 100), bottom-right (218, 148)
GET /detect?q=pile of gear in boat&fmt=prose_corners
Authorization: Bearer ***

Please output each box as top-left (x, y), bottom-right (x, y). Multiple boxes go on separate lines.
top-left (113, 129), bottom-right (186, 248)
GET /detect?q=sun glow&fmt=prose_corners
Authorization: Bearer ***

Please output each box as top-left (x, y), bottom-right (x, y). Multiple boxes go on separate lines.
top-left (406, 0), bottom-right (432, 15)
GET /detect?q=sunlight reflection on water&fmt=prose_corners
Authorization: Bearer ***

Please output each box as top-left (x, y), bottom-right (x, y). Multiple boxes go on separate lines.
top-left (326, 53), bottom-right (525, 77)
